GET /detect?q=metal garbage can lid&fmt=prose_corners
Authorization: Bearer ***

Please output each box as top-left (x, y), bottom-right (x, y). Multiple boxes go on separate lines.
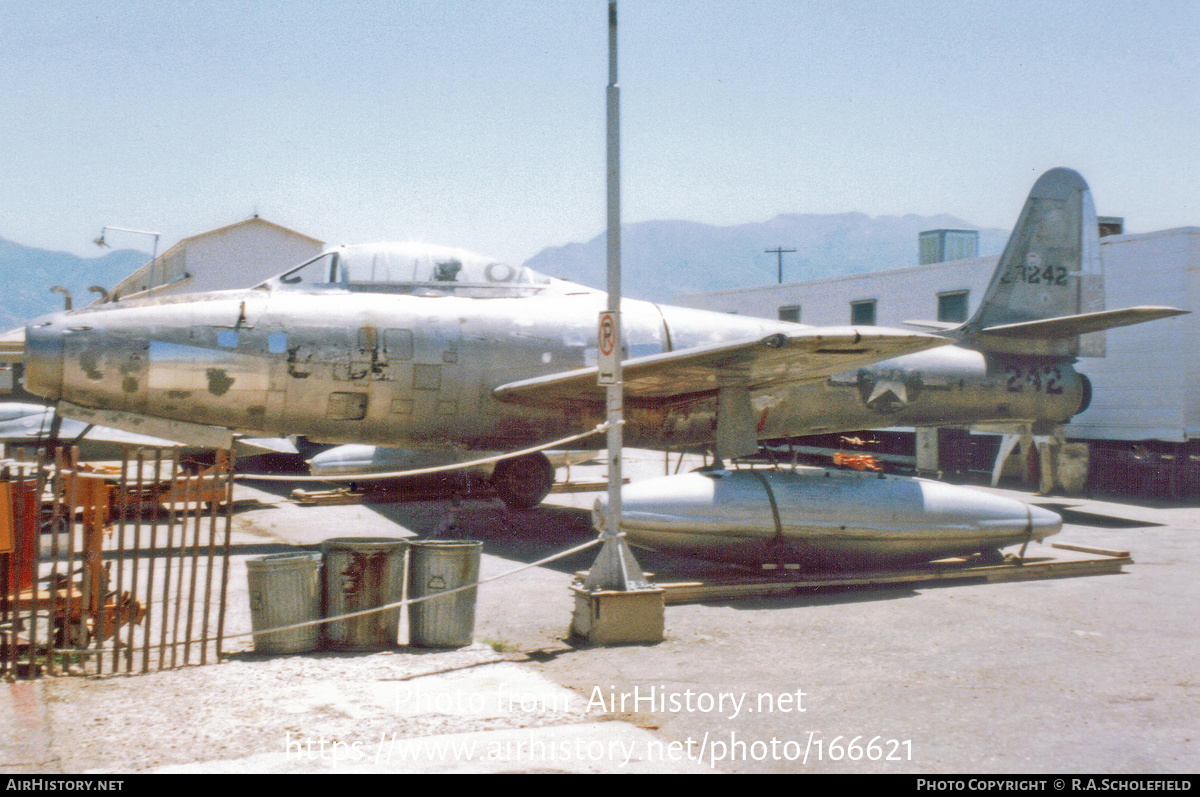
top-left (246, 551), bottom-right (322, 570)
top-left (321, 536), bottom-right (408, 552)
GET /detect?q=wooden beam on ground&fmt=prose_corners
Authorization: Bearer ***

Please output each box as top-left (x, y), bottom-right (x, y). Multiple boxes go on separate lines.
top-left (653, 547), bottom-right (1132, 604)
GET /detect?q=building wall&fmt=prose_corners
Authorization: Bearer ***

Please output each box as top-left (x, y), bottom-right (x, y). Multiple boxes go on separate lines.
top-left (676, 254), bottom-right (999, 327)
top-left (676, 227), bottom-right (1200, 443)
top-left (1072, 228), bottom-right (1199, 441)
top-left (178, 222), bottom-right (323, 295)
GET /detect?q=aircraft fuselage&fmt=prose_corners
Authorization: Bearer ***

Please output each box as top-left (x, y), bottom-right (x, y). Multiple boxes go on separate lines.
top-left (24, 285), bottom-right (1088, 452)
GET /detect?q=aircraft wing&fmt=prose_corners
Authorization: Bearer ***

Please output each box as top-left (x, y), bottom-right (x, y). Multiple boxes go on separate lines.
top-left (493, 326), bottom-right (948, 409)
top-left (0, 326), bottom-right (25, 361)
top-left (234, 437), bottom-right (301, 455)
top-left (0, 411), bottom-right (181, 448)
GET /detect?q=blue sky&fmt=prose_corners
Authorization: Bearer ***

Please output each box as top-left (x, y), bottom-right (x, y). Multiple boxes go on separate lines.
top-left (2, 1), bottom-right (1196, 265)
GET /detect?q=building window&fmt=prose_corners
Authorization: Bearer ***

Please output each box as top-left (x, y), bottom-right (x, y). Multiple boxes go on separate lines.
top-left (850, 300), bottom-right (876, 326)
top-left (778, 305), bottom-right (801, 323)
top-left (937, 291), bottom-right (969, 323)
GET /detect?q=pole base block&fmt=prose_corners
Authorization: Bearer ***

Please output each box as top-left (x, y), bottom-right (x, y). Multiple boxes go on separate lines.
top-left (569, 585), bottom-right (664, 645)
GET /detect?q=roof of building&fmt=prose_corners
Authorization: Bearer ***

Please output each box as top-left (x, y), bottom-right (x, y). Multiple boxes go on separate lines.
top-left (153, 216), bottom-right (324, 261)
top-left (110, 216), bottom-right (325, 299)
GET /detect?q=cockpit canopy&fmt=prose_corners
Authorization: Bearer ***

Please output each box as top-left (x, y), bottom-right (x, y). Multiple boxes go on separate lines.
top-left (263, 242), bottom-right (584, 298)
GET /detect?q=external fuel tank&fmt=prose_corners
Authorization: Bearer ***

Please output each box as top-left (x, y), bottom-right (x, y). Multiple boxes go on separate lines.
top-left (593, 468), bottom-right (1062, 569)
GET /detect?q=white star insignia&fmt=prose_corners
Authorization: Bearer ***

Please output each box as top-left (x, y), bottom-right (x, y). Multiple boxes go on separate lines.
top-left (866, 378), bottom-right (908, 406)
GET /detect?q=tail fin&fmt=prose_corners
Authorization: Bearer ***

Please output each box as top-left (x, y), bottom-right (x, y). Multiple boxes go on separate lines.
top-left (909, 169), bottom-right (1185, 353)
top-left (958, 168), bottom-right (1186, 357)
top-left (958, 168), bottom-right (1107, 357)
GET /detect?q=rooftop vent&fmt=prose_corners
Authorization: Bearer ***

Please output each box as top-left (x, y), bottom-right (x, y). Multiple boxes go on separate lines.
top-left (919, 229), bottom-right (979, 265)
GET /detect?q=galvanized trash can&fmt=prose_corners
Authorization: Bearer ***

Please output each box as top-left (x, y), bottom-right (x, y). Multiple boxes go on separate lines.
top-left (321, 537), bottom-right (407, 650)
top-left (408, 540), bottom-right (483, 648)
top-left (246, 552), bottom-right (322, 654)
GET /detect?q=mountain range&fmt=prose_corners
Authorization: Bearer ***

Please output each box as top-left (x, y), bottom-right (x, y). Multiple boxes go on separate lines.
top-left (0, 238), bottom-right (149, 329)
top-left (0, 212), bottom-right (1008, 326)
top-left (525, 213), bottom-right (1008, 303)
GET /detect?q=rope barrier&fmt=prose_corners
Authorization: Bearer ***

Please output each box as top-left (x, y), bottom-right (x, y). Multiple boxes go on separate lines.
top-left (30, 421), bottom-right (617, 484)
top-left (45, 534), bottom-right (617, 655)
top-left (234, 421), bottom-right (617, 483)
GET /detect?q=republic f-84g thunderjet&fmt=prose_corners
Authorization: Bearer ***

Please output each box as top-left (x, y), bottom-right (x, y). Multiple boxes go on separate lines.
top-left (19, 169), bottom-right (1183, 564)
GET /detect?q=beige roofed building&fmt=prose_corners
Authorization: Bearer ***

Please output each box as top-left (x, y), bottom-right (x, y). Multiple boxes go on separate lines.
top-left (111, 216), bottom-right (324, 300)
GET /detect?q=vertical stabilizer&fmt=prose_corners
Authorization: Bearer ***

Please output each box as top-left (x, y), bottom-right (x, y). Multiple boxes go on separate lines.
top-left (960, 168), bottom-right (1105, 357)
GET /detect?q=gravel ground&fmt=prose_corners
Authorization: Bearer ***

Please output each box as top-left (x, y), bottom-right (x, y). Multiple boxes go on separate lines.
top-left (40, 645), bottom-right (695, 773)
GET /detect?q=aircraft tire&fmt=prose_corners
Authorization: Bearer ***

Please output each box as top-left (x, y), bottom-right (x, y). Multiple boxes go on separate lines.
top-left (491, 452), bottom-right (555, 509)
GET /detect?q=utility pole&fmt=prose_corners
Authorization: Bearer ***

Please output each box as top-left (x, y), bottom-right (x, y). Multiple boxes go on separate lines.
top-left (766, 247), bottom-right (796, 284)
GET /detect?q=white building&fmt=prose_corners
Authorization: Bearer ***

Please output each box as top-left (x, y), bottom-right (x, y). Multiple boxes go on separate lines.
top-left (110, 216), bottom-right (324, 300)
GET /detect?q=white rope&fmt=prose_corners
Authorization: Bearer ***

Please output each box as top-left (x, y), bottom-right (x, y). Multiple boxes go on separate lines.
top-left (233, 421), bottom-right (616, 483)
top-left (30, 423), bottom-right (614, 484)
top-left (43, 536), bottom-right (615, 655)
top-left (226, 535), bottom-right (608, 642)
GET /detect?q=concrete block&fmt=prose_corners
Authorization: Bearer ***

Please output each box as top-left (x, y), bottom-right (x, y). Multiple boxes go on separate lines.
top-left (915, 427), bottom-right (939, 476)
top-left (1056, 442), bottom-right (1091, 494)
top-left (570, 586), bottom-right (664, 645)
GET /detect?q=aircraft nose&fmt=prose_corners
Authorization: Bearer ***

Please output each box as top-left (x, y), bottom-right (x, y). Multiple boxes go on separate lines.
top-left (24, 315), bottom-right (65, 400)
top-left (1028, 504), bottom-right (1063, 541)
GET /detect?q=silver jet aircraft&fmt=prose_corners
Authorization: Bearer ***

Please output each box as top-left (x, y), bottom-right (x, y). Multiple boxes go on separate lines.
top-left (21, 169), bottom-right (1182, 513)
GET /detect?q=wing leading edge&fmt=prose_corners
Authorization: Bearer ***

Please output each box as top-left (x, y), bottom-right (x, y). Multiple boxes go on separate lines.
top-left (493, 326), bottom-right (949, 410)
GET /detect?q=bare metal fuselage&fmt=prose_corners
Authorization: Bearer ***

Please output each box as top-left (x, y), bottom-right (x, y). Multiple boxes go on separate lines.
top-left (24, 283), bottom-right (1087, 453)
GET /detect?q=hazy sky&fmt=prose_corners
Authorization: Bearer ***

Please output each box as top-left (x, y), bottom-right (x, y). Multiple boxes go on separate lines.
top-left (2, 1), bottom-right (1196, 265)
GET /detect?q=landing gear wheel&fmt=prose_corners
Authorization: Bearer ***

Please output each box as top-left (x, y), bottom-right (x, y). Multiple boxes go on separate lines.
top-left (491, 452), bottom-right (555, 509)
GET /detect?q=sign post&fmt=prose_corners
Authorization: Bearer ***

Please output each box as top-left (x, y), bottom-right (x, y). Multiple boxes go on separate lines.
top-left (598, 310), bottom-right (618, 385)
top-left (572, 3), bottom-right (662, 645)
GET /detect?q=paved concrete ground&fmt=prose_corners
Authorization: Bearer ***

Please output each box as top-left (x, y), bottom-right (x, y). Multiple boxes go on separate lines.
top-left (3, 450), bottom-right (1197, 774)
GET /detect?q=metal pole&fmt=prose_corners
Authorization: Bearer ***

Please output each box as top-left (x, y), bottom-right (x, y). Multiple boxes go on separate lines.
top-left (111, 449), bottom-right (128, 674)
top-left (140, 450), bottom-right (160, 673)
top-left (581, 0), bottom-right (650, 593)
top-left (214, 451), bottom-right (235, 661)
top-left (98, 226), bottom-right (160, 291)
top-left (605, 0), bottom-right (622, 542)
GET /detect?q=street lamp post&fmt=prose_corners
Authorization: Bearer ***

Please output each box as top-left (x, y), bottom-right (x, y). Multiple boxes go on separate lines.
top-left (94, 226), bottom-right (161, 291)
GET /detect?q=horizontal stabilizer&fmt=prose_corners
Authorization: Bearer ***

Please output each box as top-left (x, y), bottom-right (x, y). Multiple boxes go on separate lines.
top-left (903, 320), bottom-right (962, 331)
top-left (978, 306), bottom-right (1187, 339)
top-left (494, 327), bottom-right (947, 409)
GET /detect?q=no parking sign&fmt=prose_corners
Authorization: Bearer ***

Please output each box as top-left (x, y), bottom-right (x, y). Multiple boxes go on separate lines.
top-left (598, 310), bottom-right (619, 385)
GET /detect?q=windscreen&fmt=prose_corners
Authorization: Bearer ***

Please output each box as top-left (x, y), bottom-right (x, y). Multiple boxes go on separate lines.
top-left (268, 243), bottom-right (564, 297)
